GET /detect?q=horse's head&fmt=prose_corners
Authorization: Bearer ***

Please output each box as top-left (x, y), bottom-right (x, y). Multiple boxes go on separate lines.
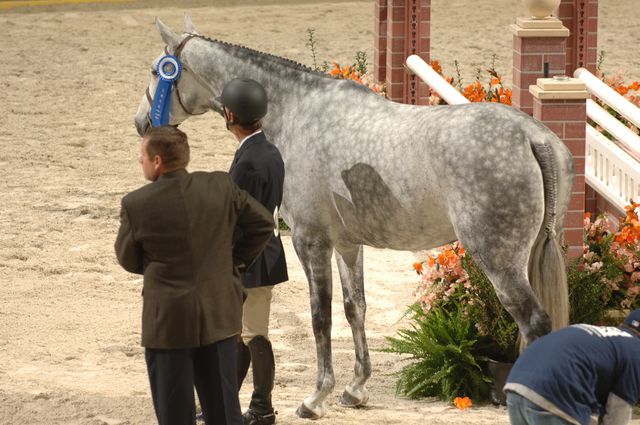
top-left (134, 16), bottom-right (215, 136)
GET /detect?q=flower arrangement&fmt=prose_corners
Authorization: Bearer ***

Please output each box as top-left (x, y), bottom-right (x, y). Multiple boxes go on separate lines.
top-left (388, 203), bottom-right (640, 408)
top-left (594, 51), bottom-right (640, 140)
top-left (413, 243), bottom-right (519, 362)
top-left (329, 59), bottom-right (386, 95)
top-left (383, 242), bottom-right (518, 406)
top-left (580, 203), bottom-right (640, 311)
top-left (413, 242), bottom-right (468, 312)
top-left (305, 28), bottom-right (385, 96)
top-left (428, 55), bottom-right (512, 106)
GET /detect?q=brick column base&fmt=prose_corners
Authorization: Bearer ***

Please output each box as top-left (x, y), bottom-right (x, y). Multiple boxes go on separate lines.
top-left (530, 77), bottom-right (590, 260)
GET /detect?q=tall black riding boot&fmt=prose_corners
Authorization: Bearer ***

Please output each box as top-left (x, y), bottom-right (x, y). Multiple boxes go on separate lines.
top-left (243, 336), bottom-right (276, 425)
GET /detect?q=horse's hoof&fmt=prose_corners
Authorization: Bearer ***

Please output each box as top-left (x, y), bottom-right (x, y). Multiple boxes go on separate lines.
top-left (296, 402), bottom-right (323, 420)
top-left (340, 386), bottom-right (369, 407)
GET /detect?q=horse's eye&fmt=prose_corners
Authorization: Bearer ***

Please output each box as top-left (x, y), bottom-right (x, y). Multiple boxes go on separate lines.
top-left (151, 69), bottom-right (158, 76)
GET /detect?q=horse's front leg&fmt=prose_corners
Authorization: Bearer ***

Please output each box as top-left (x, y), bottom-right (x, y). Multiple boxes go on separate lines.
top-left (292, 232), bottom-right (335, 419)
top-left (335, 242), bottom-right (371, 407)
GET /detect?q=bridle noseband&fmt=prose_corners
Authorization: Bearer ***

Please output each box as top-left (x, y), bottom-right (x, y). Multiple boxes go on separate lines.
top-left (145, 34), bottom-right (207, 125)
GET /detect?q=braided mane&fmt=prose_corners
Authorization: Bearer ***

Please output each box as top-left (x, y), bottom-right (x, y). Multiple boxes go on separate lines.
top-left (193, 34), bottom-right (332, 79)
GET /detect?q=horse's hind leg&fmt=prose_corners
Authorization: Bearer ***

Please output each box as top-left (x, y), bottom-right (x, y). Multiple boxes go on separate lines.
top-left (478, 262), bottom-right (551, 344)
top-left (292, 232), bottom-right (335, 419)
top-left (334, 242), bottom-right (371, 407)
top-left (457, 229), bottom-right (551, 345)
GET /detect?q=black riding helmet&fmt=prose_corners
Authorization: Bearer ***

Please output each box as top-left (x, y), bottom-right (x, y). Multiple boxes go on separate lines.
top-left (211, 78), bottom-right (268, 125)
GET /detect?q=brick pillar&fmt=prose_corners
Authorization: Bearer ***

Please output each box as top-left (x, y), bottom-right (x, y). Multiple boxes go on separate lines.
top-left (558, 0), bottom-right (598, 76)
top-left (511, 18), bottom-right (570, 116)
top-left (374, 0), bottom-right (388, 83)
top-left (378, 0), bottom-right (430, 104)
top-left (530, 78), bottom-right (590, 259)
top-left (585, 184), bottom-right (597, 216)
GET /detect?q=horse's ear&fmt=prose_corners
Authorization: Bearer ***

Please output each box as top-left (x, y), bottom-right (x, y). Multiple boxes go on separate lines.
top-left (155, 17), bottom-right (180, 51)
top-left (183, 14), bottom-right (199, 35)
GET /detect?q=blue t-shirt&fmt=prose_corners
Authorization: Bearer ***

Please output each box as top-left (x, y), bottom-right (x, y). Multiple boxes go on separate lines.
top-left (506, 325), bottom-right (640, 424)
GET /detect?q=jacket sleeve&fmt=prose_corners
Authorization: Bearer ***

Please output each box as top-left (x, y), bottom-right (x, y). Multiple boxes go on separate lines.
top-left (114, 199), bottom-right (143, 275)
top-left (230, 178), bottom-right (275, 269)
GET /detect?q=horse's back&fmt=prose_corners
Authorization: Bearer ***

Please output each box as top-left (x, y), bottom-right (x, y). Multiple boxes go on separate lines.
top-left (278, 91), bottom-right (562, 252)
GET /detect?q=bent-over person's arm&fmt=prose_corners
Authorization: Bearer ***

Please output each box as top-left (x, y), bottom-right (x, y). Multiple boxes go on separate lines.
top-left (114, 200), bottom-right (143, 275)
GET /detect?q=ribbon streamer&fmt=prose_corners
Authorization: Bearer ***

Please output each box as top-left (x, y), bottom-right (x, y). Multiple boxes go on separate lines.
top-left (150, 55), bottom-right (182, 127)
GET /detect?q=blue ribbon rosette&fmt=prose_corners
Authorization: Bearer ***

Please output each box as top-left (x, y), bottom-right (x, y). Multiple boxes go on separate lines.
top-left (150, 55), bottom-right (182, 127)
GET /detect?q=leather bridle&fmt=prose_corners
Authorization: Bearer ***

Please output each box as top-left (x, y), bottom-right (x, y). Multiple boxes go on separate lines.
top-left (145, 34), bottom-right (207, 125)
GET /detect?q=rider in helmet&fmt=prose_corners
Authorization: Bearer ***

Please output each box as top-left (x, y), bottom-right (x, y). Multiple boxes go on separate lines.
top-left (212, 78), bottom-right (269, 130)
top-left (212, 78), bottom-right (288, 425)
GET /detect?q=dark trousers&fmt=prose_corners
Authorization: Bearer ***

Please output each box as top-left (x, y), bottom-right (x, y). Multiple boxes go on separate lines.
top-left (145, 337), bottom-right (242, 425)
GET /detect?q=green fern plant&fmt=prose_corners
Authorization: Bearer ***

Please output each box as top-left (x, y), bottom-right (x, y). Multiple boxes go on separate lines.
top-left (463, 256), bottom-right (519, 363)
top-left (383, 304), bottom-right (491, 401)
top-left (567, 259), bottom-right (612, 325)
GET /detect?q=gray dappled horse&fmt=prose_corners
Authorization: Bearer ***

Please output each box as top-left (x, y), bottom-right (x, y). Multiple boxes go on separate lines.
top-left (134, 16), bottom-right (574, 419)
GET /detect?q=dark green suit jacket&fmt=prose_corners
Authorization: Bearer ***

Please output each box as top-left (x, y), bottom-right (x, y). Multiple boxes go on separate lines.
top-left (115, 169), bottom-right (274, 349)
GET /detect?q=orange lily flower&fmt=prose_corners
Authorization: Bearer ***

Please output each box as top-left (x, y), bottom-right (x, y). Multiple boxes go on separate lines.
top-left (454, 396), bottom-right (472, 410)
top-left (413, 262), bottom-right (424, 275)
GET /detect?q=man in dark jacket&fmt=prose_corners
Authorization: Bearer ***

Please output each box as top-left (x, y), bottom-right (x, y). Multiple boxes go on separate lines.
top-left (212, 78), bottom-right (288, 425)
top-left (504, 309), bottom-right (640, 425)
top-left (115, 126), bottom-right (274, 425)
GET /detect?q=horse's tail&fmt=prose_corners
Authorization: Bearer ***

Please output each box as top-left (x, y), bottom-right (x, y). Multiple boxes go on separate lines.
top-left (528, 133), bottom-right (574, 332)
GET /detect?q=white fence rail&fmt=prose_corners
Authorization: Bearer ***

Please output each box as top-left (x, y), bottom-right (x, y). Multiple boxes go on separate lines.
top-left (405, 55), bottom-right (469, 105)
top-left (585, 126), bottom-right (640, 211)
top-left (575, 67), bottom-right (640, 211)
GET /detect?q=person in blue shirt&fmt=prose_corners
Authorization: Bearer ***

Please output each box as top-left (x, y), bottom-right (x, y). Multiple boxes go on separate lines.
top-left (504, 309), bottom-right (640, 425)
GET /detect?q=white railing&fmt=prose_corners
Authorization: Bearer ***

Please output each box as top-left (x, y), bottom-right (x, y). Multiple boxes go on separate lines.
top-left (574, 67), bottom-right (640, 211)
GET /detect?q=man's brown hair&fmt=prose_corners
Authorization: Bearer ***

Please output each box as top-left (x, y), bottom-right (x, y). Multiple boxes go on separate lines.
top-left (238, 120), bottom-right (262, 133)
top-left (144, 126), bottom-right (190, 170)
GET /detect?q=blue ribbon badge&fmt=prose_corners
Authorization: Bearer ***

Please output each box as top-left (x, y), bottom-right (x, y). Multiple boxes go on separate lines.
top-left (150, 55), bottom-right (182, 127)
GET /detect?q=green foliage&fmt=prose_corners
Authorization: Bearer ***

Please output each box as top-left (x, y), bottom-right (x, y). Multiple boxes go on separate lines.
top-left (354, 51), bottom-right (368, 76)
top-left (383, 304), bottom-right (491, 401)
top-left (305, 28), bottom-right (328, 72)
top-left (585, 232), bottom-right (624, 283)
top-left (462, 256), bottom-right (519, 363)
top-left (567, 259), bottom-right (611, 325)
top-left (278, 218), bottom-right (290, 232)
top-left (387, 210), bottom-right (639, 404)
top-left (453, 60), bottom-right (463, 92)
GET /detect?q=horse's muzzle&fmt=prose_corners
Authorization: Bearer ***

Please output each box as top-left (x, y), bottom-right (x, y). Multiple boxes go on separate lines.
top-left (135, 116), bottom-right (150, 137)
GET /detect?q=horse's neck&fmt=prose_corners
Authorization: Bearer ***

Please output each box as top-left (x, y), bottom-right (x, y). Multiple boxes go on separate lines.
top-left (189, 37), bottom-right (326, 107)
top-left (186, 37), bottom-right (332, 150)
